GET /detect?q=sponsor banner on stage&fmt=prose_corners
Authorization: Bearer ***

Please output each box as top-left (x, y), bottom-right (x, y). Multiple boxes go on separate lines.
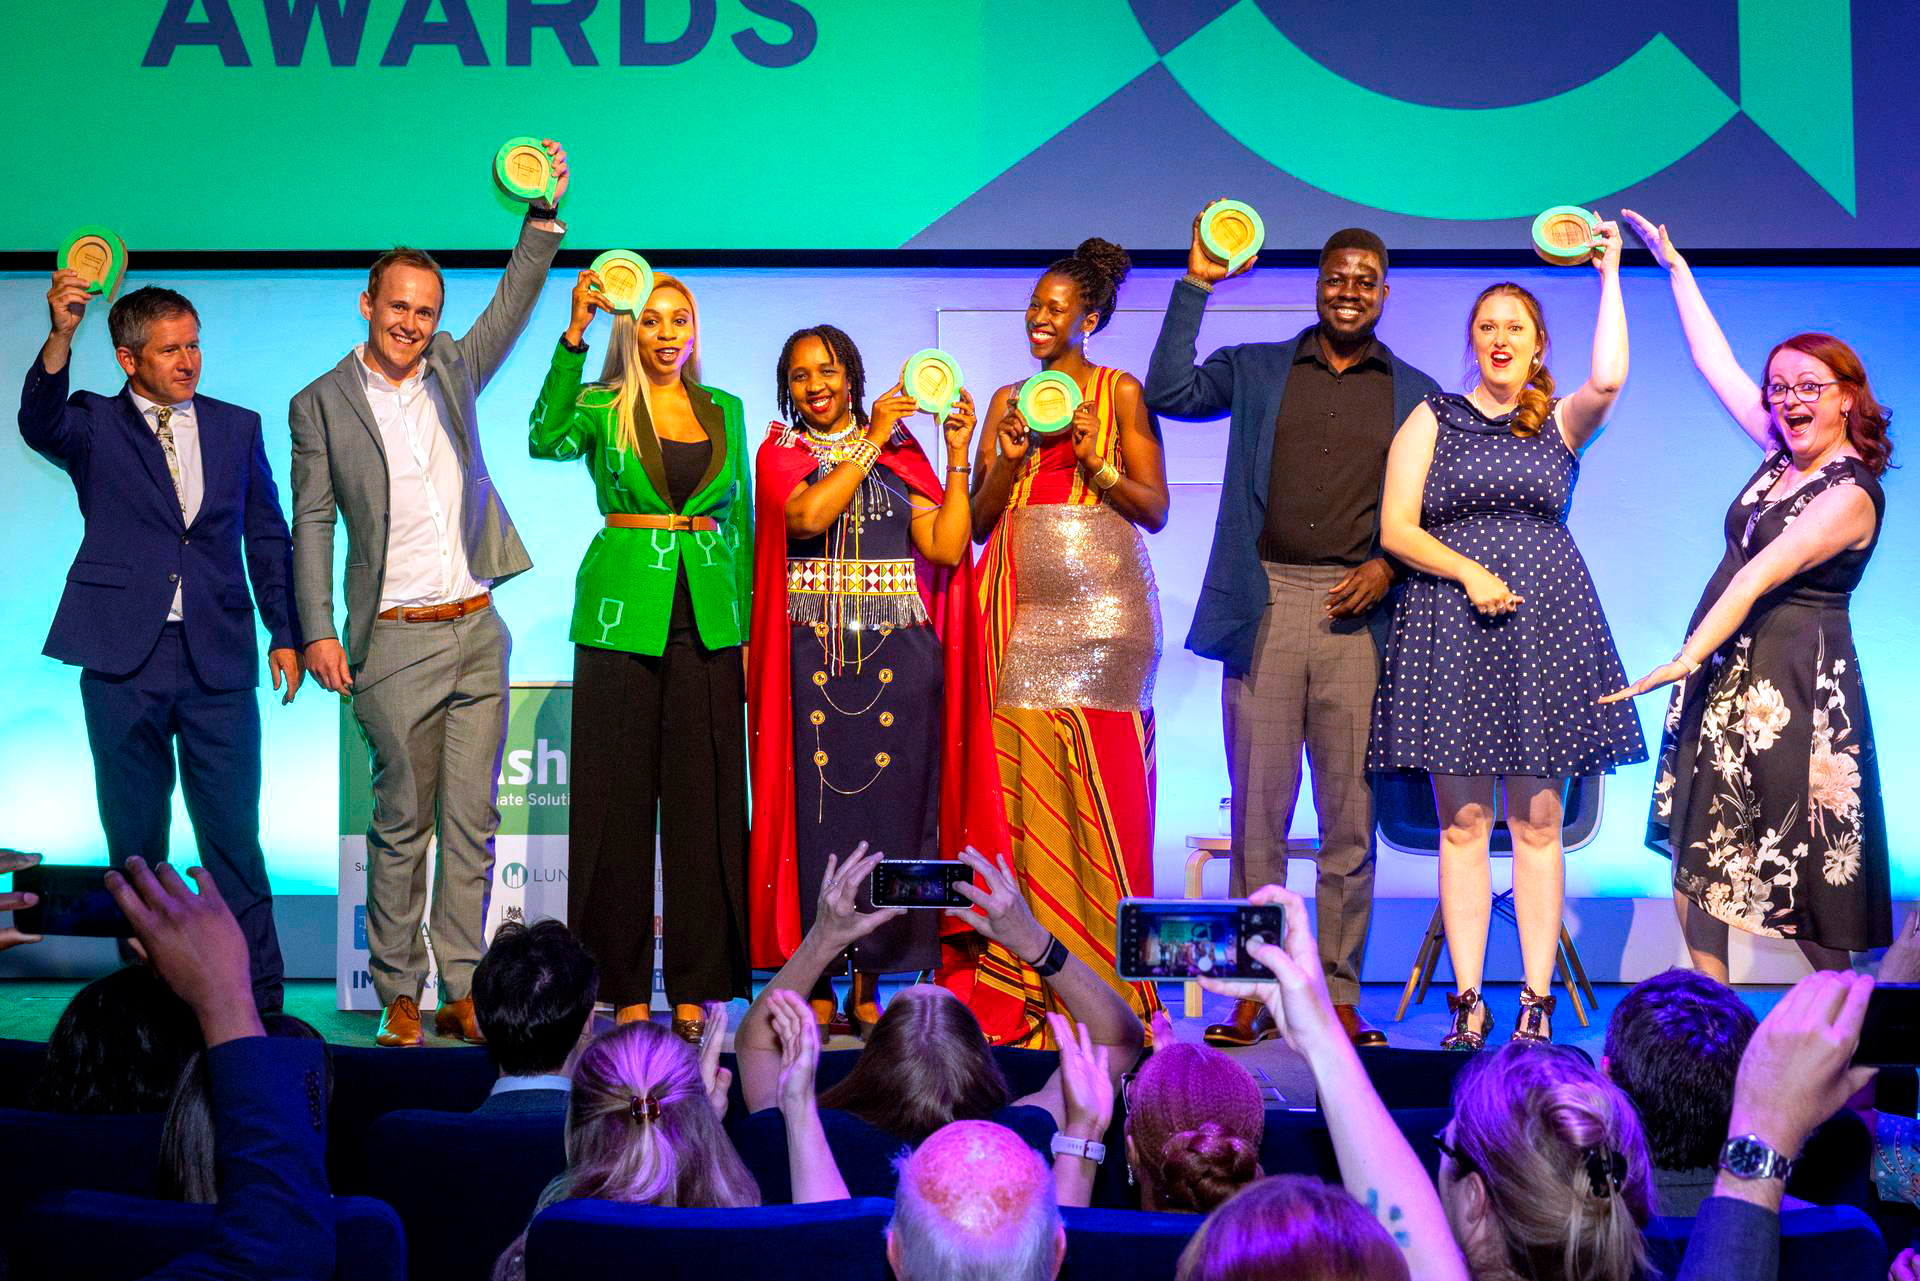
top-left (9, 3), bottom-right (1910, 251)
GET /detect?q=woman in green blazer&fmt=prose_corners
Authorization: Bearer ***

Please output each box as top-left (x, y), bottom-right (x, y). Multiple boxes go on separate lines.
top-left (530, 267), bottom-right (752, 1042)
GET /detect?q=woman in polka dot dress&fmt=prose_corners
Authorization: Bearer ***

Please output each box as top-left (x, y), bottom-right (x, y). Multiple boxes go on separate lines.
top-left (1368, 221), bottom-right (1646, 1049)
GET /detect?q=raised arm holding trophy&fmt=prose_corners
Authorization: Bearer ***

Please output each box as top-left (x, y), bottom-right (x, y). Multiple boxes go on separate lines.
top-left (289, 138), bottom-right (569, 1048)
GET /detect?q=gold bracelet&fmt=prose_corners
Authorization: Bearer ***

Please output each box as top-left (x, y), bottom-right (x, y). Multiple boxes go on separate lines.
top-left (1675, 651), bottom-right (1701, 675)
top-left (845, 438), bottom-right (880, 473)
top-left (1090, 459), bottom-right (1121, 491)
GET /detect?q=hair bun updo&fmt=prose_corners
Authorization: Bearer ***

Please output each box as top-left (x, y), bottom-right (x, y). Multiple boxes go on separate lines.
top-left (1156, 1121), bottom-right (1260, 1213)
top-left (1043, 237), bottom-right (1131, 335)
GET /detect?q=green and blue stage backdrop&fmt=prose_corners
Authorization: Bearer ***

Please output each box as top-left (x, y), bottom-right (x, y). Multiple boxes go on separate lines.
top-left (1, 1), bottom-right (1911, 250)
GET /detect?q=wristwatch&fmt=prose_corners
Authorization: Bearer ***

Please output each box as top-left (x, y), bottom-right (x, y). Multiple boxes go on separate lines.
top-left (1051, 1133), bottom-right (1107, 1164)
top-left (1719, 1134), bottom-right (1794, 1182)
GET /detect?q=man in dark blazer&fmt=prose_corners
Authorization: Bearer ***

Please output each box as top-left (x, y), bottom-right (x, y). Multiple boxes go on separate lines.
top-left (1146, 218), bottom-right (1438, 1049)
top-left (291, 141), bottom-right (568, 1047)
top-left (469, 919), bottom-right (597, 1118)
top-left (20, 276), bottom-right (301, 1010)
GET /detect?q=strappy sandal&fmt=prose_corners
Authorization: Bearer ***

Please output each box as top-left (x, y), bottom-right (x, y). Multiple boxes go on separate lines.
top-left (1441, 988), bottom-right (1491, 1052)
top-left (1513, 984), bottom-right (1557, 1045)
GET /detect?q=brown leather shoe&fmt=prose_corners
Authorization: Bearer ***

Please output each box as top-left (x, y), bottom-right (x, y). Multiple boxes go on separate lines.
top-left (433, 996), bottom-right (485, 1043)
top-left (1336, 1003), bottom-right (1388, 1048)
top-left (1203, 998), bottom-right (1278, 1047)
top-left (376, 995), bottom-right (424, 1048)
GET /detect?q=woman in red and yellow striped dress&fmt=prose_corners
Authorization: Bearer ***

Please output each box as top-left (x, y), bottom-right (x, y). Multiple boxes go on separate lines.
top-left (950, 238), bottom-right (1170, 1045)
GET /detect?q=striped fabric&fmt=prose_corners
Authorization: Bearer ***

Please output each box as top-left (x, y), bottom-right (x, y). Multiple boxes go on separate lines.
top-left (964, 365), bottom-right (1163, 1047)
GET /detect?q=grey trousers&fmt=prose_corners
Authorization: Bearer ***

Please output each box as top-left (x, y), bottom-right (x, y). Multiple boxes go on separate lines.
top-left (1224, 563), bottom-right (1380, 1005)
top-left (351, 606), bottom-right (510, 1006)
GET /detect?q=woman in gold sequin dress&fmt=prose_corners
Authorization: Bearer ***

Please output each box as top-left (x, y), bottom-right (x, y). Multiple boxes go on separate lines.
top-left (953, 239), bottom-right (1170, 1045)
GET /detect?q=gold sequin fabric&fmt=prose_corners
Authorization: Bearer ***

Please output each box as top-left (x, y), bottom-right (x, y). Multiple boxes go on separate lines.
top-left (998, 503), bottom-right (1160, 711)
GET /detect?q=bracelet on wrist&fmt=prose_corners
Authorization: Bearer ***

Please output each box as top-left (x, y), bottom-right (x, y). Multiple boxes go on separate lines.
top-left (560, 334), bottom-right (588, 354)
top-left (1089, 459), bottom-right (1121, 492)
top-left (1050, 1132), bottom-right (1107, 1164)
top-left (1181, 273), bottom-right (1215, 294)
top-left (1674, 650), bottom-right (1702, 675)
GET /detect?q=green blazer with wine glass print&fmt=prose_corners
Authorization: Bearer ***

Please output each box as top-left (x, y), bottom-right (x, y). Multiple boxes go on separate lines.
top-left (529, 339), bottom-right (752, 656)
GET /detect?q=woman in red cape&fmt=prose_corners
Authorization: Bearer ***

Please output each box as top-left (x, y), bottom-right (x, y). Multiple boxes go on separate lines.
top-left (746, 326), bottom-right (1008, 1033)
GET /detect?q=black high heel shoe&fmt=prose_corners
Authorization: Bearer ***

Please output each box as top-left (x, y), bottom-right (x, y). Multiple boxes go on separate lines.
top-left (1513, 985), bottom-right (1556, 1044)
top-left (1441, 988), bottom-right (1492, 1051)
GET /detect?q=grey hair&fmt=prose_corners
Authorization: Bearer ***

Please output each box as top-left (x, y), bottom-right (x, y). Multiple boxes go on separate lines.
top-left (888, 1146), bottom-right (1059, 1281)
top-left (108, 286), bottom-right (199, 354)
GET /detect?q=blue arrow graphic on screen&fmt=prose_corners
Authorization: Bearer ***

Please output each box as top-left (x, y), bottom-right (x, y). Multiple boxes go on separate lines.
top-left (1160, 0), bottom-right (1854, 217)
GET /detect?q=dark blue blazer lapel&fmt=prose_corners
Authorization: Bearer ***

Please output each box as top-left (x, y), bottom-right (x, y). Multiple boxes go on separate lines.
top-left (1247, 330), bottom-right (1305, 518)
top-left (116, 387), bottom-right (185, 529)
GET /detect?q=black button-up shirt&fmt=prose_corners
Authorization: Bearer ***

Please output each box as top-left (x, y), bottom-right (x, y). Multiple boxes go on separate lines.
top-left (1259, 326), bottom-right (1398, 567)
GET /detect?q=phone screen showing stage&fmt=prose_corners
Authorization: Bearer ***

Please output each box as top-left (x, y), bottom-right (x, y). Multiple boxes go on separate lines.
top-left (1117, 900), bottom-right (1283, 981)
top-left (869, 860), bottom-right (972, 908)
top-left (11, 863), bottom-right (131, 939)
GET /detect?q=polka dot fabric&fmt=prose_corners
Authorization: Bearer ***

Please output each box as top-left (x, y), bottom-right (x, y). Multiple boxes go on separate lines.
top-left (1367, 393), bottom-right (1647, 777)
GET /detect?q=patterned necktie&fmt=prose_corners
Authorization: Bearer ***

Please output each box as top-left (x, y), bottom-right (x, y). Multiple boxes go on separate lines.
top-left (153, 406), bottom-right (187, 520)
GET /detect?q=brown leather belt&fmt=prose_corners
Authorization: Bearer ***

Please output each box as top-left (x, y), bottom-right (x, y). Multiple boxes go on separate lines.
top-left (605, 513), bottom-right (718, 532)
top-left (375, 591), bottom-right (492, 623)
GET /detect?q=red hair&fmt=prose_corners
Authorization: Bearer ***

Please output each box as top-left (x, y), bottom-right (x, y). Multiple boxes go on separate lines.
top-left (1126, 1044), bottom-right (1264, 1212)
top-left (1763, 333), bottom-right (1894, 475)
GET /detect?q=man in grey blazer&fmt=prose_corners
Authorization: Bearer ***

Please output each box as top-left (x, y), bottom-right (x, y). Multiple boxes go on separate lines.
top-left (291, 141), bottom-right (569, 1047)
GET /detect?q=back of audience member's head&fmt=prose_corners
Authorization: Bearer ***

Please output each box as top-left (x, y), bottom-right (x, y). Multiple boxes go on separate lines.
top-left (1443, 1044), bottom-right (1652, 1281)
top-left (33, 964), bottom-right (203, 1114)
top-left (562, 1019), bottom-right (758, 1208)
top-left (889, 1119), bottom-right (1064, 1281)
top-left (494, 1021), bottom-right (760, 1281)
top-left (1125, 1043), bottom-right (1264, 1213)
top-left (1176, 1175), bottom-right (1410, 1281)
top-left (472, 919), bottom-right (600, 1077)
top-left (158, 1014), bottom-right (331, 1203)
top-left (820, 985), bottom-right (1009, 1142)
top-left (1603, 968), bottom-right (1756, 1171)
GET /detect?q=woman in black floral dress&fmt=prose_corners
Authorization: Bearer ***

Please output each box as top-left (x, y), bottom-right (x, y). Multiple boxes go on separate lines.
top-left (1610, 211), bottom-right (1894, 977)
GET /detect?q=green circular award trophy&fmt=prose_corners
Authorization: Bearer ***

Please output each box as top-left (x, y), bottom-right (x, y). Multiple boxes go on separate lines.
top-left (902, 349), bottom-right (965, 425)
top-left (1532, 207), bottom-right (1600, 265)
top-left (588, 250), bottom-right (655, 316)
top-left (493, 137), bottom-right (558, 205)
top-left (1200, 200), bottom-right (1265, 275)
top-left (58, 227), bottom-right (127, 300)
top-left (1017, 370), bottom-right (1082, 435)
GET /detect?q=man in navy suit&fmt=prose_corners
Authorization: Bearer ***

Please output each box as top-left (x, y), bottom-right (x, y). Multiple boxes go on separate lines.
top-left (19, 274), bottom-right (301, 1009)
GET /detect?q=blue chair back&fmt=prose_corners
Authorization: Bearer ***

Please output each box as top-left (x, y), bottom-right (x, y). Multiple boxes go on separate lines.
top-left (0, 1105), bottom-right (163, 1203)
top-left (524, 1197), bottom-right (894, 1281)
top-left (1060, 1205), bottom-right (1199, 1280)
top-left (326, 1044), bottom-right (496, 1193)
top-left (1375, 771), bottom-right (1604, 856)
top-left (1355, 1046), bottom-right (1475, 1110)
top-left (1260, 1106), bottom-right (1451, 1184)
top-left (363, 1107), bottom-right (568, 1281)
top-left (730, 1104), bottom-right (1056, 1202)
top-left (1645, 1203), bottom-right (1884, 1281)
top-left (11, 1189), bottom-right (405, 1281)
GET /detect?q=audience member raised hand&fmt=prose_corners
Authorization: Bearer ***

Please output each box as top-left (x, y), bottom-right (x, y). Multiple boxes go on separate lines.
top-left (698, 1001), bottom-right (731, 1120)
top-left (1197, 885), bottom-right (1342, 1061)
top-left (0, 849), bottom-right (42, 952)
top-left (1046, 1011), bottom-right (1113, 1208)
top-left (736, 842), bottom-right (904, 1111)
top-left (1716, 969), bottom-right (1876, 1214)
top-left (105, 856), bottom-right (263, 1047)
top-left (1879, 909), bottom-right (1920, 984)
top-left (947, 846), bottom-right (1051, 966)
top-left (1203, 885), bottom-right (1466, 1281)
top-left (765, 987), bottom-right (851, 1202)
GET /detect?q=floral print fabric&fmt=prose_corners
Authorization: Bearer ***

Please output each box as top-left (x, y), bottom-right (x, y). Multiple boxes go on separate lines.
top-left (1649, 451), bottom-right (1890, 950)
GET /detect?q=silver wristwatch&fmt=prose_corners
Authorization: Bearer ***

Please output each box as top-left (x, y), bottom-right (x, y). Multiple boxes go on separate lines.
top-left (1719, 1134), bottom-right (1794, 1182)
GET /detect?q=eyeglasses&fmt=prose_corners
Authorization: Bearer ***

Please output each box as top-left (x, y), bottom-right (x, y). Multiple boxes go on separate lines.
top-left (1763, 379), bottom-right (1842, 405)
